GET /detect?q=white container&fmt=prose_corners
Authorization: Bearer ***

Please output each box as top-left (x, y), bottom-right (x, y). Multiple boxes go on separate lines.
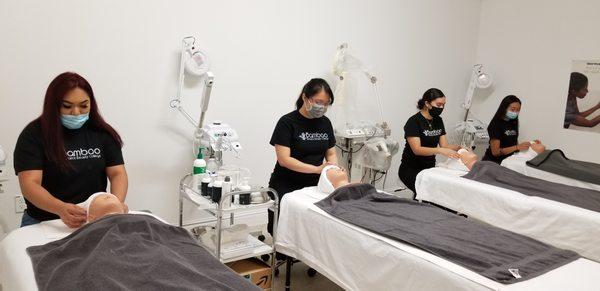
top-left (236, 184), bottom-right (252, 205)
top-left (206, 158), bottom-right (219, 175)
top-left (221, 176), bottom-right (232, 209)
top-left (192, 151), bottom-right (207, 193)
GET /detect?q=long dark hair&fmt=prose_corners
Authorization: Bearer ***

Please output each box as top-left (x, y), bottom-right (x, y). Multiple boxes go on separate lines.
top-left (295, 78), bottom-right (334, 109)
top-left (417, 88), bottom-right (445, 109)
top-left (569, 72), bottom-right (588, 95)
top-left (491, 95), bottom-right (521, 126)
top-left (35, 72), bottom-right (122, 172)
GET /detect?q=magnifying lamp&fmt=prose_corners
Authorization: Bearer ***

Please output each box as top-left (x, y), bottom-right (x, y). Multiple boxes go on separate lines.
top-left (171, 36), bottom-right (214, 129)
top-left (463, 64), bottom-right (492, 113)
top-left (474, 64), bottom-right (492, 89)
top-left (185, 45), bottom-right (211, 76)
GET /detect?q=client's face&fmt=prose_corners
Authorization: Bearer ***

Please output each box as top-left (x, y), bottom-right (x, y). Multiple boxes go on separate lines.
top-left (326, 168), bottom-right (349, 189)
top-left (88, 194), bottom-right (126, 222)
top-left (459, 151), bottom-right (478, 170)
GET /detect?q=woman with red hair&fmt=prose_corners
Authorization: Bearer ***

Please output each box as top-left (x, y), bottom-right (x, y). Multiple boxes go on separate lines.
top-left (14, 72), bottom-right (128, 228)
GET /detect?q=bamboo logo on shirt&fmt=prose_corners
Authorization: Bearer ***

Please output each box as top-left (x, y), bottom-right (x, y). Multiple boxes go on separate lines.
top-left (66, 147), bottom-right (102, 160)
top-left (422, 129), bottom-right (442, 137)
top-left (504, 130), bottom-right (517, 136)
top-left (299, 132), bottom-right (329, 141)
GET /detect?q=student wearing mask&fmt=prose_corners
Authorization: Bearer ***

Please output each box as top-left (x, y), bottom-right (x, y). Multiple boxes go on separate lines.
top-left (398, 88), bottom-right (460, 196)
top-left (482, 95), bottom-right (536, 163)
top-left (267, 78), bottom-right (338, 234)
top-left (14, 72), bottom-right (127, 228)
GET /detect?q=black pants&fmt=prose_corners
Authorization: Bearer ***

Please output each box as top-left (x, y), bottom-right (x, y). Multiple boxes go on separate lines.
top-left (398, 163), bottom-right (433, 199)
top-left (267, 176), bottom-right (313, 235)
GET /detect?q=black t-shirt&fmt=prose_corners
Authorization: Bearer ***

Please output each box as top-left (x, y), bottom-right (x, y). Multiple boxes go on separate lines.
top-left (269, 110), bottom-right (336, 186)
top-left (13, 120), bottom-right (124, 221)
top-left (482, 118), bottom-right (519, 163)
top-left (400, 112), bottom-right (446, 168)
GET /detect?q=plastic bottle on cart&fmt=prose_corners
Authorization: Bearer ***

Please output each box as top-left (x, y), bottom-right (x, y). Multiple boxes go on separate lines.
top-left (200, 174), bottom-right (211, 197)
top-left (236, 178), bottom-right (252, 205)
top-left (192, 148), bottom-right (206, 193)
top-left (206, 157), bottom-right (219, 175)
top-left (221, 176), bottom-right (232, 209)
top-left (212, 179), bottom-right (223, 204)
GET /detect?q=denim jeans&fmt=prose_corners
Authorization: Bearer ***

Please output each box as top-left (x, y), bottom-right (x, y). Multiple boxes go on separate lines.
top-left (20, 211), bottom-right (41, 227)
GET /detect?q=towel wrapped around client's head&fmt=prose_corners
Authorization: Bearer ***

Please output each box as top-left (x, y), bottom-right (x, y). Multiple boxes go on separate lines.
top-left (78, 192), bottom-right (126, 223)
top-left (318, 165), bottom-right (342, 194)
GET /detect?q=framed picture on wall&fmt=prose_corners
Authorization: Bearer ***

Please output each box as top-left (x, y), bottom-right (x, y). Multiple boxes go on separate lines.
top-left (564, 60), bottom-right (600, 133)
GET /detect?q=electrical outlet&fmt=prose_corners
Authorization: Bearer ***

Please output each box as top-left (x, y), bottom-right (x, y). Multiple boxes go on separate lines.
top-left (14, 195), bottom-right (27, 213)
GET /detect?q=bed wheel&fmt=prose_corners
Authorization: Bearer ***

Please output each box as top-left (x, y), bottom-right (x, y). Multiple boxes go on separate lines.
top-left (307, 268), bottom-right (317, 277)
top-left (261, 254), bottom-right (271, 262)
top-left (258, 235), bottom-right (266, 241)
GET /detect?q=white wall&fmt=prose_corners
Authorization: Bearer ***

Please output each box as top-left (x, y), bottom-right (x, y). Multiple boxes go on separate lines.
top-left (0, 0), bottom-right (481, 234)
top-left (473, 0), bottom-right (600, 162)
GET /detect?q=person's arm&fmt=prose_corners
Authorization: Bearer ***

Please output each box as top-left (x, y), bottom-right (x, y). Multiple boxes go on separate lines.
top-left (325, 147), bottom-right (338, 165)
top-left (107, 165), bottom-right (128, 202)
top-left (490, 139), bottom-right (515, 156)
top-left (489, 139), bottom-right (530, 156)
top-left (18, 170), bottom-right (86, 228)
top-left (579, 102), bottom-right (600, 118)
top-left (275, 145), bottom-right (330, 174)
top-left (406, 137), bottom-right (459, 159)
top-left (438, 135), bottom-right (460, 151)
top-left (571, 114), bottom-right (600, 127)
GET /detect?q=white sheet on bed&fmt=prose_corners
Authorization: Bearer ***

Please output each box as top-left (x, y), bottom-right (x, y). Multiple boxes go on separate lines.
top-left (0, 211), bottom-right (166, 291)
top-left (275, 186), bottom-right (600, 291)
top-left (501, 154), bottom-right (600, 191)
top-left (415, 167), bottom-right (600, 263)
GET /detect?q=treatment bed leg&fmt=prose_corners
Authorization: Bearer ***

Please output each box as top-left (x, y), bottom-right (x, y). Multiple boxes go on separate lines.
top-left (285, 256), bottom-right (293, 290)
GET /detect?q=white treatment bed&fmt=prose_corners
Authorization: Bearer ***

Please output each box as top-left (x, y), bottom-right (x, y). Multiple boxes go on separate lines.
top-left (0, 211), bottom-right (167, 291)
top-left (415, 166), bottom-right (600, 262)
top-left (501, 153), bottom-right (600, 191)
top-left (275, 186), bottom-right (600, 291)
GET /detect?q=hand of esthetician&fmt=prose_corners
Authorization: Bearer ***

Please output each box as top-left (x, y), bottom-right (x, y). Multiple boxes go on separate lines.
top-left (438, 148), bottom-right (460, 159)
top-left (58, 203), bottom-right (87, 228)
top-left (315, 161), bottom-right (337, 174)
top-left (517, 142), bottom-right (531, 151)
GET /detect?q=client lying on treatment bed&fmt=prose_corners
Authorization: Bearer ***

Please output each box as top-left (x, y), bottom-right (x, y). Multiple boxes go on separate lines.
top-left (499, 141), bottom-right (600, 190)
top-left (440, 149), bottom-right (600, 213)
top-left (439, 141), bottom-right (545, 172)
top-left (314, 166), bottom-right (578, 284)
top-left (77, 192), bottom-right (128, 223)
top-left (25, 192), bottom-right (259, 291)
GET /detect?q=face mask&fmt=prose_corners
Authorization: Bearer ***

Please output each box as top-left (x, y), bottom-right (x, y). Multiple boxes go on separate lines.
top-left (428, 105), bottom-right (444, 117)
top-left (307, 100), bottom-right (328, 118)
top-left (506, 111), bottom-right (519, 120)
top-left (61, 113), bottom-right (89, 129)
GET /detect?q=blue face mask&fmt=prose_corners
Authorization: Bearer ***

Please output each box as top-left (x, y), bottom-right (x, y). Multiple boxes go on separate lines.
top-left (506, 111), bottom-right (519, 120)
top-left (61, 113), bottom-right (89, 129)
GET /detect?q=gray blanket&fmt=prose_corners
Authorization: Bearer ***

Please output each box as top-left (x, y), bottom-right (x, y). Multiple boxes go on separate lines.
top-left (315, 184), bottom-right (578, 284)
top-left (464, 161), bottom-right (600, 213)
top-left (26, 214), bottom-right (260, 291)
top-left (526, 149), bottom-right (600, 185)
